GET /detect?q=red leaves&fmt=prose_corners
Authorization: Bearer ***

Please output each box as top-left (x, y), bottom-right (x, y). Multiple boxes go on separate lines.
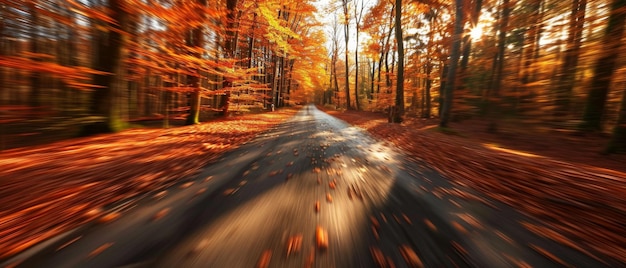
top-left (0, 110), bottom-right (297, 259)
top-left (256, 250), bottom-right (272, 268)
top-left (286, 234), bottom-right (303, 256)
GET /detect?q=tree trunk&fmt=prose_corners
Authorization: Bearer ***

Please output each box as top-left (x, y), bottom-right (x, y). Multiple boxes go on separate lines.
top-left (369, 59), bottom-right (375, 100)
top-left (555, 0), bottom-right (586, 115)
top-left (439, 0), bottom-right (463, 128)
top-left (392, 0), bottom-right (404, 123)
top-left (424, 11), bottom-right (435, 118)
top-left (581, 0), bottom-right (626, 131)
top-left (342, 0), bottom-right (351, 110)
top-left (459, 0), bottom-right (482, 71)
top-left (606, 90), bottom-right (626, 153)
top-left (89, 0), bottom-right (129, 133)
top-left (486, 0), bottom-right (511, 132)
top-left (0, 4), bottom-right (5, 106)
top-left (185, 0), bottom-right (207, 125)
top-left (519, 0), bottom-right (542, 85)
top-left (354, 28), bottom-right (360, 110)
top-left (28, 1), bottom-right (41, 107)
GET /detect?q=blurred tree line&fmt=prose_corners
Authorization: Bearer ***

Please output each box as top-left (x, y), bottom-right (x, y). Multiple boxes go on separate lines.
top-left (319, 0), bottom-right (626, 153)
top-left (0, 0), bottom-right (327, 135)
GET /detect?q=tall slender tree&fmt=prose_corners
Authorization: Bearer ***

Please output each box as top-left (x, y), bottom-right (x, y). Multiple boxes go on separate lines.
top-left (354, 0), bottom-right (366, 110)
top-left (440, 0), bottom-right (463, 127)
top-left (185, 0), bottom-right (208, 125)
top-left (341, 0), bottom-right (352, 109)
top-left (392, 0), bottom-right (404, 123)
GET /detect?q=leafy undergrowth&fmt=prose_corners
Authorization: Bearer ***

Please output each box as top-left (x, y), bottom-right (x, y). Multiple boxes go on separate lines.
top-left (0, 109), bottom-right (297, 260)
top-left (325, 109), bottom-right (626, 265)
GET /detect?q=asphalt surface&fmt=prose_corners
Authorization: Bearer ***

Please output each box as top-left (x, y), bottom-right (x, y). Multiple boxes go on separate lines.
top-left (7, 105), bottom-right (609, 267)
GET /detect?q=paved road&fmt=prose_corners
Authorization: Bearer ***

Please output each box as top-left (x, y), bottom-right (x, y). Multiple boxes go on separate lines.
top-left (9, 105), bottom-right (607, 267)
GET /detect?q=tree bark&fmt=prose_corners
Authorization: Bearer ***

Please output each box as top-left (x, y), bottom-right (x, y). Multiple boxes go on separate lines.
top-left (342, 0), bottom-right (352, 110)
top-left (89, 0), bottom-right (129, 133)
top-left (581, 0), bottom-right (626, 131)
top-left (392, 0), bottom-right (404, 123)
top-left (28, 1), bottom-right (41, 107)
top-left (439, 0), bottom-right (463, 128)
top-left (606, 90), bottom-right (626, 153)
top-left (185, 0), bottom-right (207, 125)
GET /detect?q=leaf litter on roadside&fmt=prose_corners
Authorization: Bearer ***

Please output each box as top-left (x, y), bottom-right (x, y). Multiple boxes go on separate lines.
top-left (0, 109), bottom-right (298, 259)
top-left (327, 109), bottom-right (626, 264)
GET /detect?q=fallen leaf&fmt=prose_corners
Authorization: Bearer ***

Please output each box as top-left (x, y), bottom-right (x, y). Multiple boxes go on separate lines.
top-left (326, 193), bottom-right (333, 203)
top-left (402, 214), bottom-right (412, 225)
top-left (152, 208), bottom-right (170, 221)
top-left (399, 245), bottom-right (423, 268)
top-left (315, 201), bottom-right (320, 212)
top-left (371, 225), bottom-right (380, 240)
top-left (451, 221), bottom-right (468, 234)
top-left (371, 216), bottom-right (380, 229)
top-left (424, 219), bottom-right (437, 232)
top-left (256, 249), bottom-right (272, 268)
top-left (223, 188), bottom-right (236, 195)
top-left (99, 212), bottom-right (120, 223)
top-left (316, 226), bottom-right (328, 250)
top-left (370, 246), bottom-right (387, 267)
top-left (195, 187), bottom-right (207, 196)
top-left (56, 236), bottom-right (82, 251)
top-left (88, 242), bottom-right (113, 258)
top-left (180, 182), bottom-right (193, 189)
top-left (286, 234), bottom-right (303, 256)
top-left (153, 191), bottom-right (167, 200)
top-left (85, 207), bottom-right (102, 218)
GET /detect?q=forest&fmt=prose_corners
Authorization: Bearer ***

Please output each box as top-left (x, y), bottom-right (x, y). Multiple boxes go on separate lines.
top-left (0, 0), bottom-right (625, 153)
top-left (1, 0), bottom-right (626, 265)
